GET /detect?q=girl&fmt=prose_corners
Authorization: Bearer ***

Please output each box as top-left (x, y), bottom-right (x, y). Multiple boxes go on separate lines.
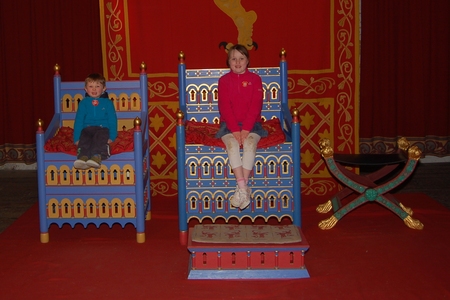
top-left (215, 44), bottom-right (267, 210)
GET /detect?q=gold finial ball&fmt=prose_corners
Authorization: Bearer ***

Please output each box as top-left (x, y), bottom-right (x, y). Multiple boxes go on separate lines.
top-left (140, 62), bottom-right (147, 70)
top-left (134, 117), bottom-right (142, 127)
top-left (176, 110), bottom-right (185, 120)
top-left (280, 48), bottom-right (286, 57)
top-left (292, 108), bottom-right (299, 117)
top-left (54, 64), bottom-right (60, 72)
top-left (179, 51), bottom-right (185, 60)
top-left (36, 119), bottom-right (44, 128)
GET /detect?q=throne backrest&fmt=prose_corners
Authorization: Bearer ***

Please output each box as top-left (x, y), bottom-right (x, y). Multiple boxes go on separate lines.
top-left (54, 79), bottom-right (146, 131)
top-left (181, 68), bottom-right (285, 124)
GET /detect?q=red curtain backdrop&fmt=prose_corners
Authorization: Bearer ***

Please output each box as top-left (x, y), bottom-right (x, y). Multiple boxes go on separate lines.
top-left (360, 0), bottom-right (450, 156)
top-left (0, 0), bottom-right (102, 165)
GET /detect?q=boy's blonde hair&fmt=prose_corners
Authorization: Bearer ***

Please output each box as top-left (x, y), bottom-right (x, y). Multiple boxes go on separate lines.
top-left (85, 73), bottom-right (106, 87)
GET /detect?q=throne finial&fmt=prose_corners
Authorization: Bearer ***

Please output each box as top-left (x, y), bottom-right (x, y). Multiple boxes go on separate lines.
top-left (280, 48), bottom-right (286, 61)
top-left (179, 51), bottom-right (185, 64)
top-left (54, 64), bottom-right (60, 75)
top-left (140, 62), bottom-right (147, 72)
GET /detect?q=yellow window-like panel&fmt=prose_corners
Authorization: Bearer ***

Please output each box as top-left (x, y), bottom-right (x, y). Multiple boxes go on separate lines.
top-left (97, 167), bottom-right (109, 185)
top-left (73, 199), bottom-right (85, 218)
top-left (123, 164), bottom-right (135, 184)
top-left (124, 198), bottom-right (136, 218)
top-left (47, 199), bottom-right (60, 218)
top-left (111, 198), bottom-right (123, 218)
top-left (61, 199), bottom-right (72, 218)
top-left (85, 169), bottom-right (96, 185)
top-left (46, 165), bottom-right (58, 185)
top-left (98, 198), bottom-right (110, 218)
top-left (129, 93), bottom-right (141, 111)
top-left (109, 165), bottom-right (122, 185)
top-left (86, 199), bottom-right (97, 218)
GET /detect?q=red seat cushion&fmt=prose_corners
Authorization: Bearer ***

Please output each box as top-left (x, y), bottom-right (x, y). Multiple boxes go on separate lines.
top-left (185, 118), bottom-right (286, 148)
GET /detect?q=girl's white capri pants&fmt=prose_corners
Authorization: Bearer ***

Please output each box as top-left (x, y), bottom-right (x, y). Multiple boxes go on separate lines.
top-left (221, 133), bottom-right (261, 170)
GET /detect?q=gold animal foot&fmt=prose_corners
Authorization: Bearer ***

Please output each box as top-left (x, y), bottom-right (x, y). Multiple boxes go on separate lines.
top-left (316, 200), bottom-right (332, 213)
top-left (319, 215), bottom-right (338, 230)
top-left (399, 202), bottom-right (413, 216)
top-left (403, 215), bottom-right (424, 230)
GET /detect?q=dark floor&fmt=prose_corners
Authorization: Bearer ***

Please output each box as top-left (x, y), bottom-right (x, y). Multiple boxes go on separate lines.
top-left (0, 162), bottom-right (449, 233)
top-left (0, 170), bottom-right (39, 233)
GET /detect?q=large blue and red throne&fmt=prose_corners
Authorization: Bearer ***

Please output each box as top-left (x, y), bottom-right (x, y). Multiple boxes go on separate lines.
top-left (176, 50), bottom-right (310, 279)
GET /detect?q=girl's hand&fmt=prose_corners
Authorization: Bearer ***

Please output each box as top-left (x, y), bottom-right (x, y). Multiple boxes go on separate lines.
top-left (232, 132), bottom-right (242, 145)
top-left (108, 139), bottom-right (112, 144)
top-left (241, 130), bottom-right (250, 141)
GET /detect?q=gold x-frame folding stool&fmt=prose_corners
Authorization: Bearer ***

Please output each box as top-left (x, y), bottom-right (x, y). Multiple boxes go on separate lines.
top-left (316, 137), bottom-right (424, 230)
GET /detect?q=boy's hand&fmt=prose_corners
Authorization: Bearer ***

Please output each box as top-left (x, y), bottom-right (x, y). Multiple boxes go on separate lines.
top-left (108, 139), bottom-right (112, 144)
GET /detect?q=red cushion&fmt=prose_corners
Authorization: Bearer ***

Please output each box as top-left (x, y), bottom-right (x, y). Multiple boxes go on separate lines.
top-left (44, 127), bottom-right (134, 155)
top-left (185, 118), bottom-right (286, 148)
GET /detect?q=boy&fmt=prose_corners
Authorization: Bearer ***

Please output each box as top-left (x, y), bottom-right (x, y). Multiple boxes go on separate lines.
top-left (73, 73), bottom-right (117, 169)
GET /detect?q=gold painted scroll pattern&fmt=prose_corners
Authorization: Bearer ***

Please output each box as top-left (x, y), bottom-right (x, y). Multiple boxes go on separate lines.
top-left (335, 0), bottom-right (356, 153)
top-left (148, 81), bottom-right (179, 99)
top-left (105, 0), bottom-right (125, 80)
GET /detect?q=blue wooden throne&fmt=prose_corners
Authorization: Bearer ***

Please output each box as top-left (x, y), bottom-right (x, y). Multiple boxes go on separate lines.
top-left (176, 50), bottom-right (309, 279)
top-left (36, 63), bottom-right (151, 243)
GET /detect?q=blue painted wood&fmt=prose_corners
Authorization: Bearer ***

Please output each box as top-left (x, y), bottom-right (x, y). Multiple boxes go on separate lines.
top-left (187, 267), bottom-right (310, 280)
top-left (177, 60), bottom-right (188, 238)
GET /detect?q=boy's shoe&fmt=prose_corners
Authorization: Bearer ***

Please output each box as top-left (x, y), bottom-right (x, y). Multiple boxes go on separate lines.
top-left (238, 188), bottom-right (251, 210)
top-left (86, 154), bottom-right (102, 169)
top-left (230, 187), bottom-right (241, 208)
top-left (73, 156), bottom-right (89, 170)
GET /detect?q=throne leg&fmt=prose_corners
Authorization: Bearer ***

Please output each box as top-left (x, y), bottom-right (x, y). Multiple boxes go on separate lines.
top-left (136, 233), bottom-right (145, 243)
top-left (40, 232), bottom-right (49, 243)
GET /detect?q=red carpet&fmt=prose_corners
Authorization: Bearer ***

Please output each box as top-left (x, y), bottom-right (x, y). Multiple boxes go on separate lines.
top-left (1, 193), bottom-right (450, 299)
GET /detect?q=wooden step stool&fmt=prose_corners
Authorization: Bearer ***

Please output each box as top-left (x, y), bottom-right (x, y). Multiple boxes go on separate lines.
top-left (187, 224), bottom-right (310, 279)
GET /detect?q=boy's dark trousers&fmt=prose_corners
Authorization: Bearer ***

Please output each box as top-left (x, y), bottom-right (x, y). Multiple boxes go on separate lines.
top-left (77, 126), bottom-right (110, 160)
